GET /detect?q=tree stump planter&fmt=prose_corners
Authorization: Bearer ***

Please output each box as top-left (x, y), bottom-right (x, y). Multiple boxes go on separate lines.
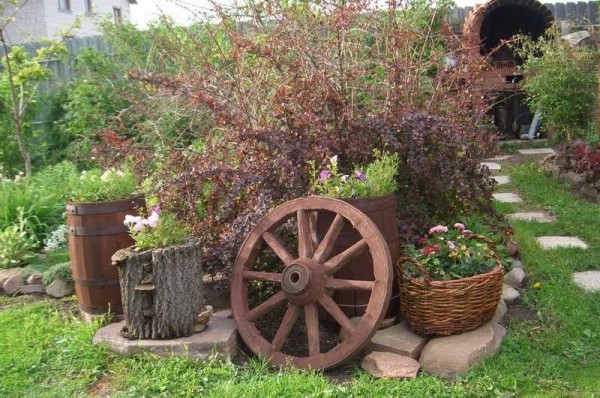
top-left (112, 239), bottom-right (204, 340)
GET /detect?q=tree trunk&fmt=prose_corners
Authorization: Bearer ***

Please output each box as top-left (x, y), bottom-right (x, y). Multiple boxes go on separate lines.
top-left (113, 239), bottom-right (204, 339)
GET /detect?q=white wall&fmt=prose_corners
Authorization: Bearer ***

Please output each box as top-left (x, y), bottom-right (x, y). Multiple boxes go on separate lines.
top-left (2, 0), bottom-right (48, 45)
top-left (43, 0), bottom-right (132, 39)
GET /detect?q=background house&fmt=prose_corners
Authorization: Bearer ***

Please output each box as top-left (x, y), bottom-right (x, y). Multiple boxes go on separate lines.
top-left (2, 0), bottom-right (137, 44)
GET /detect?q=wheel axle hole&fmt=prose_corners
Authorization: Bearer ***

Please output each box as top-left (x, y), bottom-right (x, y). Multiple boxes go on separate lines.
top-left (290, 271), bottom-right (301, 284)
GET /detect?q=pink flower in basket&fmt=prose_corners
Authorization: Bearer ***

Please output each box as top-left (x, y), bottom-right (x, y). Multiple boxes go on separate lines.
top-left (428, 225), bottom-right (448, 235)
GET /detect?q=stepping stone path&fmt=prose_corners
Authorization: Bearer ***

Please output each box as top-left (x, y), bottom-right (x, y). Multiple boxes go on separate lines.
top-left (518, 148), bottom-right (555, 155)
top-left (481, 162), bottom-right (502, 171)
top-left (572, 271), bottom-right (600, 292)
top-left (507, 212), bottom-right (554, 223)
top-left (537, 236), bottom-right (588, 250)
top-left (493, 193), bottom-right (523, 203)
top-left (493, 175), bottom-right (511, 185)
top-left (485, 155), bottom-right (513, 161)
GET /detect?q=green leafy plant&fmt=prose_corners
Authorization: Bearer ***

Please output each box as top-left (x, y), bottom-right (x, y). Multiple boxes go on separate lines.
top-left (69, 167), bottom-right (137, 203)
top-left (42, 262), bottom-right (73, 286)
top-left (124, 207), bottom-right (190, 250)
top-left (402, 222), bottom-right (504, 281)
top-left (514, 30), bottom-right (597, 142)
top-left (310, 151), bottom-right (399, 198)
top-left (0, 208), bottom-right (38, 268)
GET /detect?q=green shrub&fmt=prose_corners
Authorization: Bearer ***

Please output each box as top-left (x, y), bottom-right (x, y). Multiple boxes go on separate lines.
top-left (42, 262), bottom-right (73, 285)
top-left (0, 209), bottom-right (38, 269)
top-left (124, 210), bottom-right (190, 250)
top-left (69, 168), bottom-right (138, 203)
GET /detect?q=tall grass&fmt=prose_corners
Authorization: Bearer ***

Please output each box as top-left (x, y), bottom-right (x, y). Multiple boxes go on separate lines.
top-left (0, 162), bottom-right (78, 242)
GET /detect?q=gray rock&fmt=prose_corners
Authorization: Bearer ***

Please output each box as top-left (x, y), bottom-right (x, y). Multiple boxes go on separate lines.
top-left (27, 272), bottom-right (43, 285)
top-left (45, 279), bottom-right (74, 298)
top-left (572, 271), bottom-right (600, 292)
top-left (419, 322), bottom-right (506, 378)
top-left (507, 239), bottom-right (520, 258)
top-left (492, 300), bottom-right (507, 323)
top-left (510, 260), bottom-right (524, 270)
top-left (580, 185), bottom-right (599, 200)
top-left (368, 321), bottom-right (429, 359)
top-left (546, 163), bottom-right (561, 178)
top-left (502, 284), bottom-right (520, 303)
top-left (562, 171), bottom-right (585, 190)
top-left (2, 273), bottom-right (23, 295)
top-left (19, 284), bottom-right (45, 294)
top-left (361, 351), bottom-right (420, 379)
top-left (93, 317), bottom-right (238, 361)
top-left (213, 309), bottom-right (232, 319)
top-left (504, 268), bottom-right (526, 288)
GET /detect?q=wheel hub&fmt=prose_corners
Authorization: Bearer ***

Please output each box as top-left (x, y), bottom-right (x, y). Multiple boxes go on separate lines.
top-left (281, 258), bottom-right (324, 305)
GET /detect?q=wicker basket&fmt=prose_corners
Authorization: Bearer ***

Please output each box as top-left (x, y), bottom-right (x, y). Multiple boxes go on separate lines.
top-left (398, 235), bottom-right (504, 336)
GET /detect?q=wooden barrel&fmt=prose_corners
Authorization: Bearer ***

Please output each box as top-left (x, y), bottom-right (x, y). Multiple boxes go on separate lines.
top-left (67, 196), bottom-right (146, 315)
top-left (317, 194), bottom-right (400, 319)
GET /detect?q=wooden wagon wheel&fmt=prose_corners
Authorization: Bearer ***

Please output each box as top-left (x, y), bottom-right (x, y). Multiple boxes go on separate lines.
top-left (231, 196), bottom-right (393, 370)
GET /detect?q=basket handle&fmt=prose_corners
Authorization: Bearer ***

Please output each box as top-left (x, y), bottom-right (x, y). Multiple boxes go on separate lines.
top-left (397, 256), bottom-right (433, 284)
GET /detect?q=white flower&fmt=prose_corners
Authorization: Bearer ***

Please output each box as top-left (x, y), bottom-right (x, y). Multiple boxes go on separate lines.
top-left (340, 175), bottom-right (348, 183)
top-left (145, 211), bottom-right (159, 228)
top-left (124, 215), bottom-right (142, 226)
top-left (329, 155), bottom-right (338, 166)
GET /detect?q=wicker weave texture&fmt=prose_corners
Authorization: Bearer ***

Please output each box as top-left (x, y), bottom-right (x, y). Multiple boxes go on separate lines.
top-left (398, 262), bottom-right (504, 336)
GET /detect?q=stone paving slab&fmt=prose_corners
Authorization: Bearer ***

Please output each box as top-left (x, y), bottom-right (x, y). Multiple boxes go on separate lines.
top-left (537, 236), bottom-right (588, 250)
top-left (481, 162), bottom-right (502, 171)
top-left (93, 317), bottom-right (238, 360)
top-left (507, 212), bottom-right (554, 223)
top-left (492, 176), bottom-right (511, 185)
top-left (485, 155), bottom-right (513, 161)
top-left (493, 193), bottom-right (523, 203)
top-left (518, 148), bottom-right (555, 155)
top-left (572, 271), bottom-right (600, 292)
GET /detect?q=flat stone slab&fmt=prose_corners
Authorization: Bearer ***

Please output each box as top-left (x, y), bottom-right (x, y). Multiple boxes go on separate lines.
top-left (507, 212), bottom-right (554, 223)
top-left (572, 271), bottom-right (600, 292)
top-left (518, 148), bottom-right (555, 155)
top-left (481, 162), bottom-right (502, 171)
top-left (369, 321), bottom-right (429, 359)
top-left (419, 321), bottom-right (506, 378)
top-left (485, 155), bottom-right (513, 161)
top-left (493, 176), bottom-right (511, 185)
top-left (493, 193), bottom-right (523, 203)
top-left (93, 317), bottom-right (238, 361)
top-left (362, 351), bottom-right (420, 379)
top-left (537, 236), bottom-right (588, 250)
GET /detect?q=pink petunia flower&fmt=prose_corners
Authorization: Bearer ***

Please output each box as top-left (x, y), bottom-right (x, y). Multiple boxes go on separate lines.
top-left (453, 222), bottom-right (465, 231)
top-left (428, 225), bottom-right (448, 235)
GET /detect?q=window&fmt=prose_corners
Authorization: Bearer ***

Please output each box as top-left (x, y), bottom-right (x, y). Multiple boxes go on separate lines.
top-left (85, 0), bottom-right (93, 13)
top-left (113, 7), bottom-right (122, 24)
top-left (58, 0), bottom-right (71, 11)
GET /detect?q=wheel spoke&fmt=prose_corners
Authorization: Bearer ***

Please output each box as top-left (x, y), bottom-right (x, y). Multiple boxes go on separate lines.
top-left (313, 214), bottom-right (345, 263)
top-left (262, 231), bottom-right (295, 266)
top-left (297, 210), bottom-right (314, 259)
top-left (304, 303), bottom-right (320, 356)
top-left (323, 238), bottom-right (368, 274)
top-left (271, 304), bottom-right (301, 351)
top-left (243, 270), bottom-right (283, 283)
top-left (318, 293), bottom-right (356, 337)
top-left (325, 278), bottom-right (374, 290)
top-left (246, 291), bottom-right (286, 322)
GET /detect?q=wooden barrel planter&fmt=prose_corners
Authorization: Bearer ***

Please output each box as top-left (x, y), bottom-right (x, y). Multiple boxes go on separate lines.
top-left (111, 239), bottom-right (204, 340)
top-left (316, 194), bottom-right (400, 319)
top-left (67, 196), bottom-right (146, 316)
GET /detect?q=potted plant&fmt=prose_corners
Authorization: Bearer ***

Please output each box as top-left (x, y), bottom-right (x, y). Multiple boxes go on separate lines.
top-left (111, 207), bottom-right (206, 340)
top-left (309, 151), bottom-right (400, 319)
top-left (398, 222), bottom-right (505, 336)
top-left (66, 168), bottom-right (145, 318)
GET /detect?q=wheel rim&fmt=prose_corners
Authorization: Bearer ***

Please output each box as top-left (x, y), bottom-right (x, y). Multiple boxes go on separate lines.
top-left (231, 196), bottom-right (393, 370)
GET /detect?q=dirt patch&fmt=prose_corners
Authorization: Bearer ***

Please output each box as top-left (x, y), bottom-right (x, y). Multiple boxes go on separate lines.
top-left (87, 375), bottom-right (116, 397)
top-left (506, 301), bottom-right (538, 322)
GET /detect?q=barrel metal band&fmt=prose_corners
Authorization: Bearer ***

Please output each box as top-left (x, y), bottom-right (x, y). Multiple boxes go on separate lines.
top-left (66, 197), bottom-right (144, 215)
top-left (73, 277), bottom-right (121, 287)
top-left (68, 226), bottom-right (129, 236)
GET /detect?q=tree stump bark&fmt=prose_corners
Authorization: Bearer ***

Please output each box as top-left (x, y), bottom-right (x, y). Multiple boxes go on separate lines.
top-left (112, 239), bottom-right (204, 339)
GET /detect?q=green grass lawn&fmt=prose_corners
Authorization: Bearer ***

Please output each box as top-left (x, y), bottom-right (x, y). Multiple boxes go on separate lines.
top-left (1, 163), bottom-right (599, 397)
